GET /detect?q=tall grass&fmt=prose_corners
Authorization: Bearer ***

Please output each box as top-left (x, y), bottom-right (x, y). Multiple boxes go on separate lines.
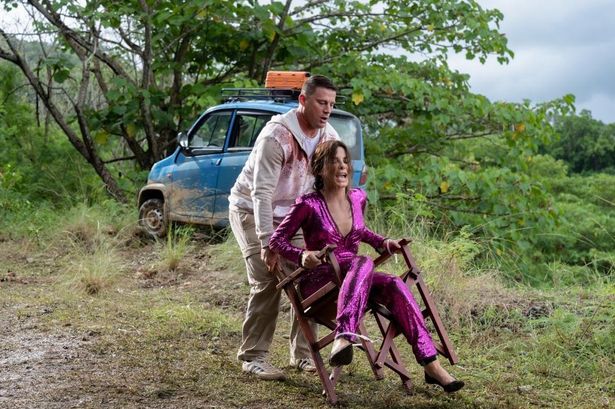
top-left (365, 201), bottom-right (519, 330)
top-left (157, 225), bottom-right (195, 271)
top-left (54, 203), bottom-right (134, 295)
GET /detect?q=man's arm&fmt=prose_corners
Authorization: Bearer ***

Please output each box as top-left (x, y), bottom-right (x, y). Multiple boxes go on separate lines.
top-left (251, 136), bottom-right (285, 269)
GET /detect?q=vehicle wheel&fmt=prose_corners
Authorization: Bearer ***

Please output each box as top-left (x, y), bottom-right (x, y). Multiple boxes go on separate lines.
top-left (138, 198), bottom-right (168, 238)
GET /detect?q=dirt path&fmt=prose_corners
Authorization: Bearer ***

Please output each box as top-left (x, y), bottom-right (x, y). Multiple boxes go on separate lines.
top-left (0, 238), bottom-right (243, 409)
top-left (0, 240), bottom-right (204, 409)
top-left (0, 305), bottom-right (210, 409)
top-left (0, 303), bottom-right (89, 408)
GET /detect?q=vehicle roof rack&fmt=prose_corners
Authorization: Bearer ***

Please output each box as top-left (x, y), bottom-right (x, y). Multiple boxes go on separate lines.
top-left (221, 88), bottom-right (301, 103)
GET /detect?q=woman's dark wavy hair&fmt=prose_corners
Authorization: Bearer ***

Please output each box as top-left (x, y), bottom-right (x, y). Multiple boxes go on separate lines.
top-left (310, 140), bottom-right (353, 191)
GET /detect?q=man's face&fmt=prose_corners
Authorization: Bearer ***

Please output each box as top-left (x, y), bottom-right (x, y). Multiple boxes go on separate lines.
top-left (299, 87), bottom-right (336, 131)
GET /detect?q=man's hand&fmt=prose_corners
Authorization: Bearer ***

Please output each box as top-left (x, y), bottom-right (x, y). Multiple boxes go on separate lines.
top-left (261, 246), bottom-right (279, 274)
top-left (301, 250), bottom-right (322, 269)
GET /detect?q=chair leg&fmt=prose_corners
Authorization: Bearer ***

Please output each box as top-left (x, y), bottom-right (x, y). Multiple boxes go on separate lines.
top-left (315, 352), bottom-right (338, 404)
top-left (329, 366), bottom-right (343, 388)
top-left (386, 341), bottom-right (413, 394)
top-left (372, 312), bottom-right (396, 369)
top-left (372, 312), bottom-right (413, 394)
top-left (399, 244), bottom-right (459, 365)
top-left (295, 314), bottom-right (338, 404)
top-left (358, 322), bottom-right (385, 380)
top-left (415, 275), bottom-right (459, 365)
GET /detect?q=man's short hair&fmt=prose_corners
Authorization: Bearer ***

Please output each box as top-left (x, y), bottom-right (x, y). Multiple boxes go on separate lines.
top-left (302, 75), bottom-right (337, 96)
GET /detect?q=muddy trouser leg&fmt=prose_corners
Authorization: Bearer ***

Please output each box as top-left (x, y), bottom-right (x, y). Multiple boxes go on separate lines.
top-left (237, 253), bottom-right (281, 361)
top-left (230, 208), bottom-right (315, 362)
top-left (230, 208), bottom-right (278, 361)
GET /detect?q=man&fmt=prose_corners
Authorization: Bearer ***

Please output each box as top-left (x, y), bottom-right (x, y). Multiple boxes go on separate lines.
top-left (228, 75), bottom-right (339, 380)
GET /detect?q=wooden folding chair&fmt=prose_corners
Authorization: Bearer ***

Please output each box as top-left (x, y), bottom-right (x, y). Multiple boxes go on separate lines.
top-left (274, 238), bottom-right (458, 404)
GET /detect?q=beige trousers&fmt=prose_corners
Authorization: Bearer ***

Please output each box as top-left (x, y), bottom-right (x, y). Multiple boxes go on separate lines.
top-left (229, 208), bottom-right (315, 362)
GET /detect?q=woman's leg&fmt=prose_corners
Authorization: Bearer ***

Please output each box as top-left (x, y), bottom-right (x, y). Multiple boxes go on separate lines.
top-left (424, 359), bottom-right (458, 386)
top-left (369, 272), bottom-right (438, 363)
top-left (370, 273), bottom-right (463, 390)
top-left (335, 256), bottom-right (375, 339)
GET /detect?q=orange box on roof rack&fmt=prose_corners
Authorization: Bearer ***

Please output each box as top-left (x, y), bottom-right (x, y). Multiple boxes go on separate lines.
top-left (265, 71), bottom-right (310, 89)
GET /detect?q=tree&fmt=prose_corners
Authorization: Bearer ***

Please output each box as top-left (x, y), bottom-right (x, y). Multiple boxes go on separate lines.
top-left (544, 110), bottom-right (615, 174)
top-left (0, 0), bottom-right (526, 201)
top-left (1, 62), bottom-right (102, 208)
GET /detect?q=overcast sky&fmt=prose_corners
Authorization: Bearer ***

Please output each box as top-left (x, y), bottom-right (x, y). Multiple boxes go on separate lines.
top-left (448, 0), bottom-right (615, 124)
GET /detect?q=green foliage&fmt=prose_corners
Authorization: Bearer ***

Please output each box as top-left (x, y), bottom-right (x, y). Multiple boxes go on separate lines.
top-left (2, 2), bottom-right (612, 289)
top-left (0, 0), bottom-right (522, 198)
top-left (334, 48), bottom-right (574, 279)
top-left (542, 172), bottom-right (615, 276)
top-left (0, 63), bottom-right (105, 202)
top-left (544, 110), bottom-right (615, 174)
top-left (366, 147), bottom-right (615, 286)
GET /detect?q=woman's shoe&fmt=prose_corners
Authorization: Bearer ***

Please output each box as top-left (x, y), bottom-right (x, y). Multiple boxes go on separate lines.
top-left (425, 372), bottom-right (465, 393)
top-left (328, 338), bottom-right (353, 367)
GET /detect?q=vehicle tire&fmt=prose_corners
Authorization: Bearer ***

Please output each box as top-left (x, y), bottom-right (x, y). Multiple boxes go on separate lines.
top-left (138, 198), bottom-right (168, 238)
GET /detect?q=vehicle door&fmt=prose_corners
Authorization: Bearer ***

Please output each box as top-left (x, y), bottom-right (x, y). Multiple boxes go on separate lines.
top-left (170, 110), bottom-right (233, 221)
top-left (211, 110), bottom-right (274, 224)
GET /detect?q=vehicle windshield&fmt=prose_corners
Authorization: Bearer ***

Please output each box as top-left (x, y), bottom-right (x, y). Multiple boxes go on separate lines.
top-left (328, 114), bottom-right (362, 160)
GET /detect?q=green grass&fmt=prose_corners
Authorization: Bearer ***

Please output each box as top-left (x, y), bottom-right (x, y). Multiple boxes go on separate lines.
top-left (155, 225), bottom-right (196, 271)
top-left (0, 204), bottom-right (613, 408)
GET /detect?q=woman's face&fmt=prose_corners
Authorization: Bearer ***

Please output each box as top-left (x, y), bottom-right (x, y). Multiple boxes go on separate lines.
top-left (321, 146), bottom-right (350, 190)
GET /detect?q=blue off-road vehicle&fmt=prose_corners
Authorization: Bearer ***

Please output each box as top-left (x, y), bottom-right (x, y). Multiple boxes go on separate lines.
top-left (137, 86), bottom-right (366, 238)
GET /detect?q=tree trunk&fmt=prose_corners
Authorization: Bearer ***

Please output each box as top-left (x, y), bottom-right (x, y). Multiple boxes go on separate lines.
top-left (0, 28), bottom-right (128, 203)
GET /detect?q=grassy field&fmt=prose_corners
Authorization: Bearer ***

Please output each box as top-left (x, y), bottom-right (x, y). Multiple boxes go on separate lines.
top-left (0, 210), bottom-right (613, 408)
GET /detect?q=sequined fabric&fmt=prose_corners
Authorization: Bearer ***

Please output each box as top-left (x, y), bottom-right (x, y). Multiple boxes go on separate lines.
top-left (270, 188), bottom-right (437, 362)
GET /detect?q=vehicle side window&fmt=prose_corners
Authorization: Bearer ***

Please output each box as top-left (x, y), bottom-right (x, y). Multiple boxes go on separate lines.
top-left (191, 111), bottom-right (232, 148)
top-left (329, 115), bottom-right (361, 160)
top-left (230, 113), bottom-right (273, 148)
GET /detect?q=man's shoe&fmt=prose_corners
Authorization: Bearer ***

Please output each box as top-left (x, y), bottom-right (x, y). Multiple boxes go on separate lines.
top-left (291, 357), bottom-right (317, 372)
top-left (242, 358), bottom-right (286, 381)
top-left (328, 337), bottom-right (353, 367)
top-left (425, 372), bottom-right (465, 393)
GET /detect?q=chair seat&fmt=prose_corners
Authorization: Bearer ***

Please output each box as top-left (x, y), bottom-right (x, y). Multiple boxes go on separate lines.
top-left (302, 281), bottom-right (337, 312)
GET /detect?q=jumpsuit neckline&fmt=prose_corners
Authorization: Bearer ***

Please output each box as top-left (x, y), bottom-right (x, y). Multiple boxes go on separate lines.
top-left (318, 190), bottom-right (354, 239)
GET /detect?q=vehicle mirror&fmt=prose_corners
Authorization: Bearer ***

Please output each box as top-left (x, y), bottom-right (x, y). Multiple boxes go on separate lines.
top-left (177, 132), bottom-right (189, 149)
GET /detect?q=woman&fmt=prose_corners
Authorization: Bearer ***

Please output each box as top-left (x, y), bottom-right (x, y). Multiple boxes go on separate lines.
top-left (269, 140), bottom-right (464, 393)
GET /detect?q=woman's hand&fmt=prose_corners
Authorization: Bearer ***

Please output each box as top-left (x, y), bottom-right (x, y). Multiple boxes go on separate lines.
top-left (384, 239), bottom-right (402, 254)
top-left (301, 250), bottom-right (322, 269)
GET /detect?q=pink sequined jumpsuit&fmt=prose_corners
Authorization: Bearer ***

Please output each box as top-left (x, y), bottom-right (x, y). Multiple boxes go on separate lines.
top-left (269, 188), bottom-right (437, 363)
